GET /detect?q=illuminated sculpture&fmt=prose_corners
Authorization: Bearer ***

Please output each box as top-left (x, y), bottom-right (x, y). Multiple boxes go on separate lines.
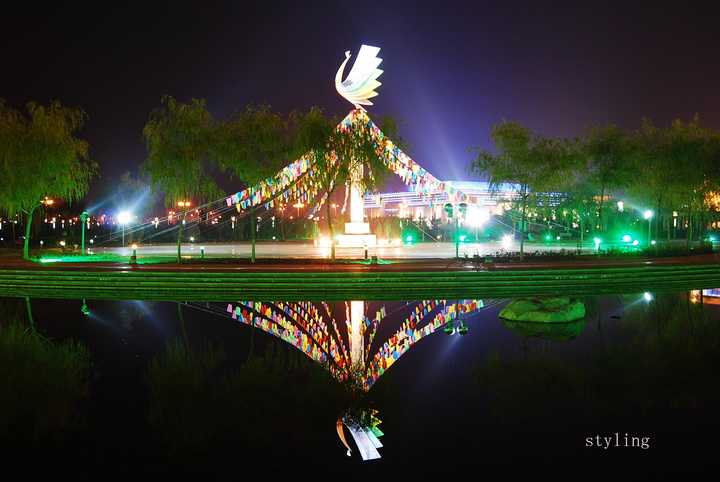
top-left (335, 45), bottom-right (384, 247)
top-left (227, 43), bottom-right (481, 236)
top-left (219, 46), bottom-right (487, 459)
top-left (335, 45), bottom-right (383, 111)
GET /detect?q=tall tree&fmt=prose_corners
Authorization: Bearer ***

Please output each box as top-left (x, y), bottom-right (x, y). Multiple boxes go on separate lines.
top-left (468, 120), bottom-right (567, 260)
top-left (662, 114), bottom-right (720, 245)
top-left (627, 118), bottom-right (683, 245)
top-left (296, 108), bottom-right (403, 261)
top-left (141, 96), bottom-right (223, 263)
top-left (577, 124), bottom-right (637, 235)
top-left (0, 99), bottom-right (96, 259)
top-left (556, 144), bottom-right (596, 244)
top-left (216, 104), bottom-right (302, 263)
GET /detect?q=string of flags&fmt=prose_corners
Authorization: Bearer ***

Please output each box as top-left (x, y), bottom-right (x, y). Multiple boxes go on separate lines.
top-left (224, 109), bottom-right (481, 218)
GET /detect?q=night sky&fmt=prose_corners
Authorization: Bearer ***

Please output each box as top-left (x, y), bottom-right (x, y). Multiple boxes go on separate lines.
top-left (3, 1), bottom-right (719, 202)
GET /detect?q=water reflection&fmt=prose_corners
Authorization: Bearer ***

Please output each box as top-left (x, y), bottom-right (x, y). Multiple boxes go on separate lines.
top-left (472, 291), bottom-right (720, 428)
top-left (498, 296), bottom-right (586, 342)
top-left (1, 291), bottom-right (719, 478)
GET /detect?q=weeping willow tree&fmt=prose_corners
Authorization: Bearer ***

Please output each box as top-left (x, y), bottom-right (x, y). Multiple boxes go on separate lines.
top-left (295, 108), bottom-right (405, 261)
top-left (662, 115), bottom-right (720, 246)
top-left (141, 95), bottom-right (224, 263)
top-left (468, 120), bottom-right (569, 260)
top-left (215, 104), bottom-right (302, 263)
top-left (0, 99), bottom-right (96, 259)
top-left (577, 123), bottom-right (638, 235)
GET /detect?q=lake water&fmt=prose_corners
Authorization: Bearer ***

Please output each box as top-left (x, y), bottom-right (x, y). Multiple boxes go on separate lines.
top-left (3, 290), bottom-right (719, 480)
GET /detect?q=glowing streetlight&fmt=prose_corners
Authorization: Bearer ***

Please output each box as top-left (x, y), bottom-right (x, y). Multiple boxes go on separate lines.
top-left (644, 210), bottom-right (653, 246)
top-left (118, 211), bottom-right (131, 246)
top-left (80, 210), bottom-right (88, 254)
top-left (293, 202), bottom-right (304, 219)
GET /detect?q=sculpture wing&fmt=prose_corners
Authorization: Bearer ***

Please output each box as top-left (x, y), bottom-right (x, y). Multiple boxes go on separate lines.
top-left (335, 45), bottom-right (383, 111)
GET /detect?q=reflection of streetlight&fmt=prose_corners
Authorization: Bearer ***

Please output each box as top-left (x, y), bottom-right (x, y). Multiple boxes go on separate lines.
top-left (118, 211), bottom-right (131, 246)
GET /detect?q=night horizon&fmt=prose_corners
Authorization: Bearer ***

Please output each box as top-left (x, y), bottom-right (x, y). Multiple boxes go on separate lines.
top-left (2, 1), bottom-right (720, 478)
top-left (3, 1), bottom-right (719, 200)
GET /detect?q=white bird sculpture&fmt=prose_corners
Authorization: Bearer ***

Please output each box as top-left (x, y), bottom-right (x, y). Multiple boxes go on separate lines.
top-left (335, 45), bottom-right (383, 111)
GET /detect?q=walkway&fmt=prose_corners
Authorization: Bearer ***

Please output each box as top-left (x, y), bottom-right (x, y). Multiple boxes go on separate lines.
top-left (1, 243), bottom-right (718, 301)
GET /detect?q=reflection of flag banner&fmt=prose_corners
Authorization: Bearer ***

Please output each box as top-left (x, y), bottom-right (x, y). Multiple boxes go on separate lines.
top-left (227, 298), bottom-right (484, 392)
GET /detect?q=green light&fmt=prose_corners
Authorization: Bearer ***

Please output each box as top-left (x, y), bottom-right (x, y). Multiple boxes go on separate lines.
top-left (405, 235), bottom-right (413, 243)
top-left (457, 319), bottom-right (468, 335)
top-left (459, 235), bottom-right (466, 242)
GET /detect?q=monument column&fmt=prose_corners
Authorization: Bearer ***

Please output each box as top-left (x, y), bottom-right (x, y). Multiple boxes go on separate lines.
top-left (334, 45), bottom-right (383, 249)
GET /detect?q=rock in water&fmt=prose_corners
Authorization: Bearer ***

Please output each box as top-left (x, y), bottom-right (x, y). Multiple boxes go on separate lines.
top-left (499, 296), bottom-right (586, 341)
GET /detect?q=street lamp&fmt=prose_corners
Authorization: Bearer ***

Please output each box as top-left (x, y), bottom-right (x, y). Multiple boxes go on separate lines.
top-left (644, 210), bottom-right (653, 246)
top-left (118, 211), bottom-right (131, 246)
top-left (80, 210), bottom-right (88, 254)
top-left (293, 202), bottom-right (304, 219)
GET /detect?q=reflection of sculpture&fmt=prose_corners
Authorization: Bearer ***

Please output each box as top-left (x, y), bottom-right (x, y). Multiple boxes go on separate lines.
top-left (335, 45), bottom-right (383, 111)
top-left (222, 299), bottom-right (482, 460)
top-left (225, 300), bottom-right (482, 388)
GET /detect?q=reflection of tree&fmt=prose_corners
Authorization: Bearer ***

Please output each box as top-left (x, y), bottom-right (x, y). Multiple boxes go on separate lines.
top-left (142, 340), bottom-right (400, 453)
top-left (471, 292), bottom-right (720, 422)
top-left (471, 346), bottom-right (586, 422)
top-left (0, 317), bottom-right (98, 436)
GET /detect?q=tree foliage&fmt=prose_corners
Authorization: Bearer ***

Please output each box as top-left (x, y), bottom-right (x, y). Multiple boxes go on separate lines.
top-left (468, 120), bottom-right (569, 260)
top-left (576, 123), bottom-right (638, 233)
top-left (295, 108), bottom-right (406, 260)
top-left (662, 115), bottom-right (720, 243)
top-left (141, 96), bottom-right (224, 262)
top-left (0, 99), bottom-right (96, 258)
top-left (215, 104), bottom-right (303, 262)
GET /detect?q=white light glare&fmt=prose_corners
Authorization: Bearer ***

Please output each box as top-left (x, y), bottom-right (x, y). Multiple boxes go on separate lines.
top-left (118, 212), bottom-right (131, 224)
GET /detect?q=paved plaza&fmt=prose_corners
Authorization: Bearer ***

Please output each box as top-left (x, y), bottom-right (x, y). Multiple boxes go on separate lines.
top-left (99, 239), bottom-right (593, 260)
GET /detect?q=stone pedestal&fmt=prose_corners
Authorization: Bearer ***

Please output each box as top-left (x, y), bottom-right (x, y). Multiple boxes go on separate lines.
top-left (337, 168), bottom-right (376, 247)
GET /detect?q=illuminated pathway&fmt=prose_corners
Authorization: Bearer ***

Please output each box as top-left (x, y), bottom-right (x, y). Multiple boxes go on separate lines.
top-left (98, 238), bottom-right (600, 260)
